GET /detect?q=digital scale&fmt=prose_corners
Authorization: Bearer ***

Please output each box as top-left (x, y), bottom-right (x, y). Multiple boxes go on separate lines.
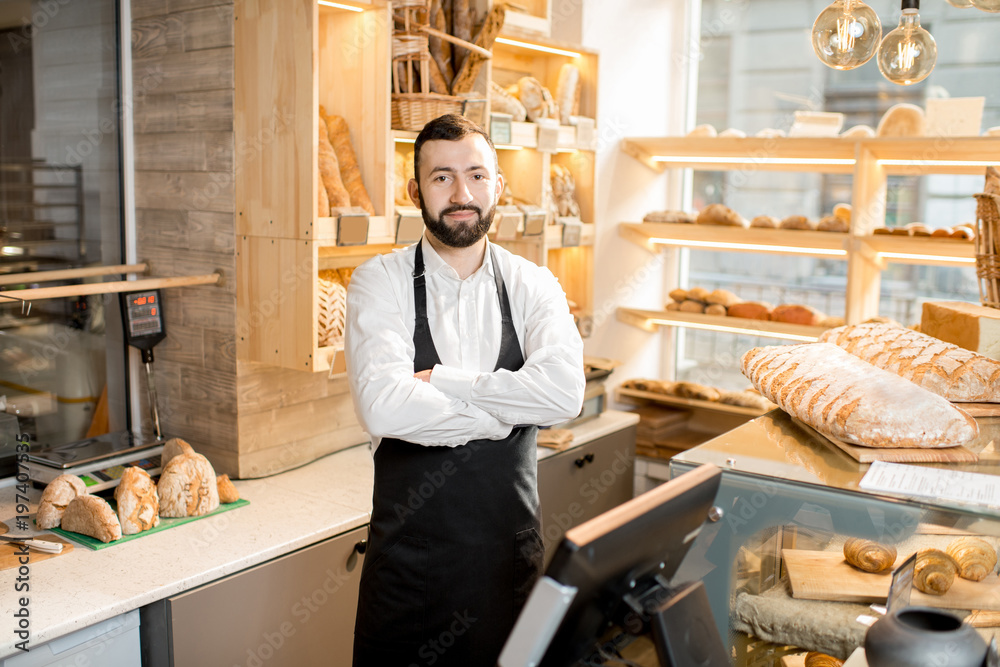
top-left (23, 289), bottom-right (172, 492)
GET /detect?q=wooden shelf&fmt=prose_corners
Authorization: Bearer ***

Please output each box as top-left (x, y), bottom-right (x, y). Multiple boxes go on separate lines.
top-left (861, 234), bottom-right (976, 267)
top-left (619, 222), bottom-right (849, 257)
top-left (617, 307), bottom-right (829, 342)
top-left (617, 387), bottom-right (770, 418)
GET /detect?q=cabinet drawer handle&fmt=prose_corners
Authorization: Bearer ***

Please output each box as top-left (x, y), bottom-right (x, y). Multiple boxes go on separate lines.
top-left (574, 453), bottom-right (595, 468)
top-left (354, 539), bottom-right (368, 555)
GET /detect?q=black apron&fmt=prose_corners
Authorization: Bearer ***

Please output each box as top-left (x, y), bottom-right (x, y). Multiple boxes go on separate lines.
top-left (353, 243), bottom-right (542, 667)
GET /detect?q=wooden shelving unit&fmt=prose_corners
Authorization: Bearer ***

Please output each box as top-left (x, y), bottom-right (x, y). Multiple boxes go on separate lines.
top-left (617, 307), bottom-right (829, 342)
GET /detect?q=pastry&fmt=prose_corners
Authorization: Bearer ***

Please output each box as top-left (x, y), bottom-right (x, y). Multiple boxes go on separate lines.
top-left (489, 81), bottom-right (527, 122)
top-left (727, 301), bottom-right (772, 320)
top-left (779, 215), bottom-right (815, 231)
top-left (741, 343), bottom-right (979, 448)
top-left (805, 653), bottom-right (844, 667)
top-left (217, 474), bottom-right (241, 504)
top-left (61, 495), bottom-right (122, 543)
top-left (114, 466), bottom-right (160, 535)
top-left (326, 115), bottom-right (375, 215)
top-left (818, 321), bottom-right (1000, 402)
top-left (817, 215), bottom-right (848, 232)
top-left (946, 537), bottom-right (997, 582)
top-left (644, 210), bottom-right (697, 224)
top-left (750, 215), bottom-right (780, 229)
top-left (158, 452), bottom-right (221, 518)
top-left (35, 474), bottom-right (88, 529)
top-left (843, 537), bottom-right (897, 573)
top-left (161, 437), bottom-right (195, 467)
top-left (877, 103), bottom-right (927, 137)
top-left (556, 64), bottom-right (580, 125)
top-left (697, 203), bottom-right (748, 228)
top-left (914, 549), bottom-right (959, 595)
top-left (706, 289), bottom-right (741, 307)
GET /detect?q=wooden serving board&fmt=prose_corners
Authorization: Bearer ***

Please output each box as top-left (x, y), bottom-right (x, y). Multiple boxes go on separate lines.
top-left (783, 549), bottom-right (1000, 611)
top-left (791, 418), bottom-right (978, 464)
top-left (956, 402), bottom-right (1000, 418)
top-left (0, 522), bottom-right (75, 570)
top-left (780, 654), bottom-right (806, 667)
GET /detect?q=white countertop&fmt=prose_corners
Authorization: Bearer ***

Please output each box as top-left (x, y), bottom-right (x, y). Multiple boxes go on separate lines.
top-left (0, 410), bottom-right (638, 657)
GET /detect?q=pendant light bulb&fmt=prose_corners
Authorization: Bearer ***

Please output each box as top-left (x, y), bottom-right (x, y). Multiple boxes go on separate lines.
top-left (944, 0), bottom-right (974, 7)
top-left (811, 0), bottom-right (882, 70)
top-left (970, 0), bottom-right (1000, 12)
top-left (877, 1), bottom-right (937, 85)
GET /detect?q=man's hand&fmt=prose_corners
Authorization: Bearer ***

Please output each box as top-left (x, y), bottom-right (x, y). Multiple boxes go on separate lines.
top-left (414, 369), bottom-right (433, 383)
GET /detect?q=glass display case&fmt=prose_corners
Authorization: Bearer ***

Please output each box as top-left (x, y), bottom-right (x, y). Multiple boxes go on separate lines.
top-left (668, 410), bottom-right (1000, 666)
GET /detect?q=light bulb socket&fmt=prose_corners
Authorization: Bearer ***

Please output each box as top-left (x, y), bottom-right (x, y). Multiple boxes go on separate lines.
top-left (901, 0), bottom-right (919, 9)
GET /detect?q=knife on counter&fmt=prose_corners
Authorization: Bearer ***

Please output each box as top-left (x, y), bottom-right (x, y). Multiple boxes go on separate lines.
top-left (0, 534), bottom-right (64, 554)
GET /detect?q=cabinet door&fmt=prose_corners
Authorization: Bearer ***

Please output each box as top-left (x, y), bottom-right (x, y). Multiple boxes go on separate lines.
top-left (537, 426), bottom-right (636, 563)
top-left (166, 525), bottom-right (368, 667)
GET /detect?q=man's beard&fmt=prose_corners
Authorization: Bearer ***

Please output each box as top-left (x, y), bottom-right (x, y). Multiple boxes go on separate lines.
top-left (421, 201), bottom-right (496, 249)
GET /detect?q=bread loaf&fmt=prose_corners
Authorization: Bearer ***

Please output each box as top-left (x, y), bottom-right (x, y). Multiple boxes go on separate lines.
top-left (668, 288), bottom-right (688, 303)
top-left (217, 474), bottom-right (241, 504)
top-left (946, 537), bottom-right (997, 582)
top-left (950, 225), bottom-right (975, 240)
top-left (914, 549), bottom-right (958, 595)
top-left (727, 301), bottom-right (772, 320)
top-left (514, 77), bottom-right (555, 122)
top-left (718, 128), bottom-right (746, 138)
top-left (158, 452), bottom-right (220, 518)
top-left (679, 299), bottom-right (705, 313)
top-left (318, 117), bottom-right (351, 209)
top-left (114, 466), bottom-right (160, 535)
top-left (644, 210), bottom-right (696, 224)
top-left (718, 389), bottom-right (774, 411)
top-left (750, 215), bottom-right (780, 229)
top-left (665, 301), bottom-right (681, 312)
top-left (906, 222), bottom-right (932, 236)
top-left (705, 304), bottom-right (727, 316)
top-left (318, 169), bottom-right (330, 217)
top-left (818, 322), bottom-right (1000, 402)
top-left (741, 343), bottom-right (979, 448)
top-left (318, 269), bottom-right (348, 347)
top-left (326, 115), bottom-right (375, 215)
top-left (772, 304), bottom-right (822, 326)
top-left (707, 288), bottom-right (741, 307)
top-left (36, 474), bottom-right (88, 529)
top-left (61, 495), bottom-right (122, 543)
top-left (489, 81), bottom-right (527, 121)
top-left (697, 203), bottom-right (748, 228)
top-left (817, 215), bottom-right (848, 232)
top-left (843, 537), bottom-right (897, 573)
top-left (780, 215), bottom-right (815, 231)
top-left (556, 64), bottom-right (580, 125)
top-left (161, 437), bottom-right (195, 467)
top-left (817, 315), bottom-right (846, 329)
top-left (687, 286), bottom-right (710, 302)
top-left (877, 103), bottom-right (926, 137)
top-left (674, 382), bottom-right (721, 402)
top-left (840, 124), bottom-right (875, 139)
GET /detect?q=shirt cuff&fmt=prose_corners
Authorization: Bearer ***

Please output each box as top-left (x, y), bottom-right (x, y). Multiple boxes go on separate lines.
top-left (429, 364), bottom-right (477, 402)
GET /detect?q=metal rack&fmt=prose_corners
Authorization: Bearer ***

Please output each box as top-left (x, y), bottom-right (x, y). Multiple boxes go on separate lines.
top-left (0, 160), bottom-right (85, 265)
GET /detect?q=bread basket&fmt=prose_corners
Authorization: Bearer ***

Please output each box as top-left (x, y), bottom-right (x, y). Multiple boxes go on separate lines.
top-left (391, 93), bottom-right (465, 132)
top-left (974, 192), bottom-right (1000, 309)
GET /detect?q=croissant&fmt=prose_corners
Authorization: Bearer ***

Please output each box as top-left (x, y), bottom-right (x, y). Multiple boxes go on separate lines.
top-left (843, 538), bottom-right (897, 573)
top-left (914, 549), bottom-right (959, 595)
top-left (946, 537), bottom-right (997, 582)
top-left (805, 653), bottom-right (844, 667)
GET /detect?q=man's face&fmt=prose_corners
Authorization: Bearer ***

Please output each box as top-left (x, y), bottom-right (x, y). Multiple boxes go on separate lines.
top-left (408, 134), bottom-right (503, 249)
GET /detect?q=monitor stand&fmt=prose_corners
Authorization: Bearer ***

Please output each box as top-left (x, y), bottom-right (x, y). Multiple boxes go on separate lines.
top-left (626, 579), bottom-right (729, 667)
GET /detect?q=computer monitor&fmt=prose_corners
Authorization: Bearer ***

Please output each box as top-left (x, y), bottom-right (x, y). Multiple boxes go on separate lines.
top-left (500, 463), bottom-right (728, 667)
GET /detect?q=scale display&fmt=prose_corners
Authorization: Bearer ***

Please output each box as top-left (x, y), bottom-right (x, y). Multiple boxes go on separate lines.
top-left (122, 290), bottom-right (165, 349)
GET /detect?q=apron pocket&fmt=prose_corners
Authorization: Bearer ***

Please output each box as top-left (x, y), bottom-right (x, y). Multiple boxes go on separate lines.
top-left (513, 527), bottom-right (544, 621)
top-left (357, 535), bottom-right (428, 643)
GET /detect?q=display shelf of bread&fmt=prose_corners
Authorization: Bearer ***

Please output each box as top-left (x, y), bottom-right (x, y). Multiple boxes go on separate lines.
top-left (662, 286), bottom-right (844, 329)
top-left (619, 221), bottom-right (849, 258)
top-left (38, 438), bottom-right (244, 547)
top-left (618, 306), bottom-right (831, 342)
top-left (619, 378), bottom-right (776, 417)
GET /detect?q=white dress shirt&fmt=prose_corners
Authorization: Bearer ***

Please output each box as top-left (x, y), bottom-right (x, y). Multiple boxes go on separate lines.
top-left (345, 236), bottom-right (585, 451)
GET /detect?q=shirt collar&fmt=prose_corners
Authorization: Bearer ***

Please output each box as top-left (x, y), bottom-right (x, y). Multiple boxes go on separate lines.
top-left (419, 235), bottom-right (495, 282)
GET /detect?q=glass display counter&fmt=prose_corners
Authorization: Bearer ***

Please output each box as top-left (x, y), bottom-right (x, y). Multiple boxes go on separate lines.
top-left (668, 410), bottom-right (1000, 666)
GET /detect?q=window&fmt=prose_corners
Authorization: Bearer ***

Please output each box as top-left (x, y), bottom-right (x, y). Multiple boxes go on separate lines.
top-left (0, 0), bottom-right (127, 473)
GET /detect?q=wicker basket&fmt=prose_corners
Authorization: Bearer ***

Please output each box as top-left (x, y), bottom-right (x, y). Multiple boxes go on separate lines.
top-left (391, 93), bottom-right (464, 132)
top-left (974, 192), bottom-right (1000, 309)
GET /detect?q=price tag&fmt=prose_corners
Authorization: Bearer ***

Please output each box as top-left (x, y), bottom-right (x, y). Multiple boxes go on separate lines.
top-left (561, 219), bottom-right (582, 247)
top-left (573, 117), bottom-right (596, 150)
top-left (337, 213), bottom-right (369, 246)
top-left (523, 211), bottom-right (547, 236)
top-left (490, 113), bottom-right (513, 145)
top-left (495, 213), bottom-right (520, 241)
top-left (536, 119), bottom-right (560, 154)
top-left (395, 209), bottom-right (424, 245)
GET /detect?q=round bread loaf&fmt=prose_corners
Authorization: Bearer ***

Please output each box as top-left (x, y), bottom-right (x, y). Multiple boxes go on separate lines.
top-left (158, 452), bottom-right (220, 518)
top-left (161, 437), bottom-right (195, 467)
top-left (697, 203), bottom-right (748, 228)
top-left (750, 215), bottom-right (780, 228)
top-left (61, 495), bottom-right (122, 543)
top-left (36, 474), bottom-right (88, 529)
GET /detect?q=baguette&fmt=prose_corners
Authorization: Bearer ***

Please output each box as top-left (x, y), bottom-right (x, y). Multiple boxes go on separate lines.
top-left (818, 322), bottom-right (1000, 402)
top-left (556, 63), bottom-right (580, 125)
top-left (318, 117), bottom-right (351, 208)
top-left (741, 342), bottom-right (979, 448)
top-left (326, 115), bottom-right (375, 214)
top-left (317, 169), bottom-right (330, 217)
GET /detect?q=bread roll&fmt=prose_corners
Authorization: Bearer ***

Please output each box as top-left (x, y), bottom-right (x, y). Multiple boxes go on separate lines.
top-left (61, 495), bottom-right (122, 543)
top-left (833, 203), bottom-right (852, 223)
top-left (906, 222), bottom-right (932, 236)
top-left (750, 215), bottom-right (780, 229)
top-left (706, 289), bottom-right (742, 307)
top-left (805, 653), bottom-right (844, 667)
top-left (665, 301), bottom-right (681, 312)
top-left (36, 474), bottom-right (88, 529)
top-left (931, 227), bottom-right (952, 238)
top-left (217, 474), bottom-right (241, 504)
top-left (950, 225), bottom-right (975, 240)
top-left (674, 382), bottom-right (721, 402)
top-left (556, 64), bottom-right (580, 125)
top-left (741, 343), bottom-right (979, 448)
top-left (914, 549), bottom-right (958, 595)
top-left (779, 215), bottom-right (815, 231)
top-left (705, 304), bottom-right (727, 316)
top-left (644, 210), bottom-right (696, 224)
top-left (158, 452), bottom-right (220, 518)
top-left (727, 301), bottom-right (772, 320)
top-left (326, 115), bottom-right (375, 215)
top-left (843, 537), bottom-right (897, 573)
top-left (946, 537), bottom-right (997, 582)
top-left (817, 215), bottom-right (848, 232)
top-left (697, 203), bottom-right (748, 228)
top-left (161, 437), bottom-right (195, 467)
top-left (772, 304), bottom-right (822, 326)
top-left (114, 466), bottom-right (159, 535)
top-left (687, 286), bottom-right (710, 302)
top-left (818, 322), bottom-right (1000, 402)
top-left (877, 103), bottom-right (927, 138)
top-left (679, 299), bottom-right (705, 313)
top-left (686, 124), bottom-right (716, 138)
top-left (668, 288), bottom-right (688, 303)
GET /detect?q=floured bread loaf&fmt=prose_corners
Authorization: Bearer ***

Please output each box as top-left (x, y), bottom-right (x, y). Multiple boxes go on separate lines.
top-left (114, 466), bottom-right (160, 535)
top-left (36, 474), bottom-right (88, 529)
top-left (158, 452), bottom-right (220, 518)
top-left (819, 322), bottom-right (1000, 402)
top-left (877, 103), bottom-right (926, 137)
top-left (61, 495), bottom-right (122, 543)
top-left (741, 343), bottom-right (979, 448)
top-left (161, 437), bottom-right (195, 467)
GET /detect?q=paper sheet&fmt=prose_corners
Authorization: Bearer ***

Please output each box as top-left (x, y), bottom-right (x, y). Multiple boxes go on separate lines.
top-left (859, 461), bottom-right (1000, 509)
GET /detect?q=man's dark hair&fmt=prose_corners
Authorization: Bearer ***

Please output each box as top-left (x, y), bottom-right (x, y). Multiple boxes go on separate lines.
top-left (413, 114), bottom-right (497, 183)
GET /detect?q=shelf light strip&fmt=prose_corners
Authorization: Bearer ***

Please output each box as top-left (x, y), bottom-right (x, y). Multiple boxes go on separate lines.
top-left (651, 156), bottom-right (856, 166)
top-left (877, 159), bottom-right (998, 168)
top-left (647, 237), bottom-right (847, 257)
top-left (394, 136), bottom-right (416, 144)
top-left (494, 144), bottom-right (525, 151)
top-left (877, 252), bottom-right (976, 264)
top-left (648, 318), bottom-right (820, 343)
top-left (317, 1), bottom-right (364, 11)
top-left (495, 37), bottom-right (581, 58)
